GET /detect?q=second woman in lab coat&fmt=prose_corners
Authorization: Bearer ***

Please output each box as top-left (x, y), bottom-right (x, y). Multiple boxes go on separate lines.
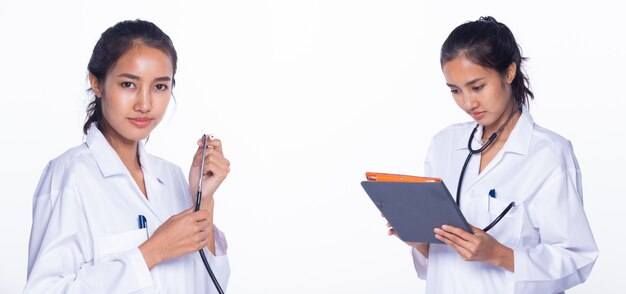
top-left (388, 16), bottom-right (598, 293)
top-left (25, 20), bottom-right (230, 293)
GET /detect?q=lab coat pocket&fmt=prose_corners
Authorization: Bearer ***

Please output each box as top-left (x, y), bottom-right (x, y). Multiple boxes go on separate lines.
top-left (487, 197), bottom-right (524, 248)
top-left (95, 228), bottom-right (148, 263)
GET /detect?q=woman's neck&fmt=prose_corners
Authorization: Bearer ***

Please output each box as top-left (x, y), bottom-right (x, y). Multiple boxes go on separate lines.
top-left (100, 123), bottom-right (141, 171)
top-left (482, 103), bottom-right (521, 143)
top-left (478, 104), bottom-right (521, 173)
top-left (99, 122), bottom-right (148, 198)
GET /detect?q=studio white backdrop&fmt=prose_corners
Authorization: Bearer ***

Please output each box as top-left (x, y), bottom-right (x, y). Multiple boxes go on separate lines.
top-left (1, 0), bottom-right (624, 293)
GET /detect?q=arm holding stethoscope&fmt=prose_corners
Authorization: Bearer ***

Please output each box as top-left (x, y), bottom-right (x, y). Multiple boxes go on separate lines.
top-left (25, 136), bottom-right (230, 293)
top-left (26, 161), bottom-right (159, 293)
top-left (139, 136), bottom-right (230, 269)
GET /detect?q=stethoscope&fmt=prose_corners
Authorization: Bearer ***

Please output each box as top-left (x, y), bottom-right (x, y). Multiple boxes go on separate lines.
top-left (455, 105), bottom-right (519, 232)
top-left (196, 134), bottom-right (225, 294)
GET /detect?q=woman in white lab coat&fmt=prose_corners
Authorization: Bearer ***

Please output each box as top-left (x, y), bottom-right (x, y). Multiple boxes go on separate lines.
top-left (25, 20), bottom-right (230, 293)
top-left (388, 16), bottom-right (598, 293)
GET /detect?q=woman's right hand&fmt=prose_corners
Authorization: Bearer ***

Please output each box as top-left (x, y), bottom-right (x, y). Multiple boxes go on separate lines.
top-left (139, 208), bottom-right (211, 269)
top-left (385, 216), bottom-right (430, 258)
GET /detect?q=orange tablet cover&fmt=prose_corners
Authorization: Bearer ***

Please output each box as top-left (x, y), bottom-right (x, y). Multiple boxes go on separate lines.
top-left (365, 172), bottom-right (441, 183)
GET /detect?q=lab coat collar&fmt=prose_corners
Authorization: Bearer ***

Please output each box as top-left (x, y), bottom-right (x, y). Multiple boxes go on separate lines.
top-left (85, 123), bottom-right (166, 184)
top-left (86, 124), bottom-right (127, 178)
top-left (503, 106), bottom-right (533, 156)
top-left (136, 139), bottom-right (166, 185)
top-left (454, 105), bottom-right (534, 156)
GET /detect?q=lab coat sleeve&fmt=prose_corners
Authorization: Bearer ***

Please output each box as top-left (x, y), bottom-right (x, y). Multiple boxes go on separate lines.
top-left (512, 166), bottom-right (598, 293)
top-left (24, 166), bottom-right (153, 293)
top-left (411, 247), bottom-right (428, 279)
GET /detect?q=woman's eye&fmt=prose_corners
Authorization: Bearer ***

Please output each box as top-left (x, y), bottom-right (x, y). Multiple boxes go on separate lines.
top-left (472, 85), bottom-right (484, 91)
top-left (121, 82), bottom-right (135, 88)
top-left (155, 84), bottom-right (169, 91)
top-left (450, 89), bottom-right (460, 94)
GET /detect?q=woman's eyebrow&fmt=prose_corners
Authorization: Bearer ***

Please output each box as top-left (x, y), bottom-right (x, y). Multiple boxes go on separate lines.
top-left (117, 73), bottom-right (141, 80)
top-left (154, 76), bottom-right (171, 82)
top-left (446, 77), bottom-right (485, 88)
top-left (116, 73), bottom-right (171, 82)
top-left (464, 77), bottom-right (485, 86)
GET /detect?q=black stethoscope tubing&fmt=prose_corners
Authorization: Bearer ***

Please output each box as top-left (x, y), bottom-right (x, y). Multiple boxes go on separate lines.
top-left (196, 135), bottom-right (225, 294)
top-left (456, 106), bottom-right (519, 232)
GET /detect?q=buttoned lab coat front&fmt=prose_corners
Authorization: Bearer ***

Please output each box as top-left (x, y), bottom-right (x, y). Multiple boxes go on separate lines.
top-left (411, 109), bottom-right (598, 293)
top-left (25, 124), bottom-right (230, 293)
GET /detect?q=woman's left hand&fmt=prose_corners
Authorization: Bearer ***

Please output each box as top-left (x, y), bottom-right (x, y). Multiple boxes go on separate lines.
top-left (188, 135), bottom-right (230, 205)
top-left (434, 224), bottom-right (514, 272)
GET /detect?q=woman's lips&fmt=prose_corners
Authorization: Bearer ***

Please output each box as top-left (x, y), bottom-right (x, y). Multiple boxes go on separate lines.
top-left (128, 117), bottom-right (152, 128)
top-left (470, 111), bottom-right (485, 120)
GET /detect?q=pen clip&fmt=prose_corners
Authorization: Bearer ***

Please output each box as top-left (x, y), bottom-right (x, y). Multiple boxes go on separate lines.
top-left (138, 215), bottom-right (146, 229)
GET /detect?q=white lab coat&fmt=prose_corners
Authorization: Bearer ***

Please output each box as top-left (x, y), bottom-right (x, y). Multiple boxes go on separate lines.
top-left (25, 124), bottom-right (230, 293)
top-left (411, 108), bottom-right (598, 293)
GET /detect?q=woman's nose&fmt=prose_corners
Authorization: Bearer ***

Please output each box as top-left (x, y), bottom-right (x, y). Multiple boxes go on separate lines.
top-left (463, 93), bottom-right (479, 110)
top-left (134, 88), bottom-right (152, 113)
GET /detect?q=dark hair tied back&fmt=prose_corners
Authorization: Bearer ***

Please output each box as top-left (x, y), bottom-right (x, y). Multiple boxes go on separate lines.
top-left (440, 16), bottom-right (534, 106)
top-left (83, 19), bottom-right (177, 134)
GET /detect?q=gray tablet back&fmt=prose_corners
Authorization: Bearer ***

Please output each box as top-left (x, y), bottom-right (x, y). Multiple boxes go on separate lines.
top-left (361, 181), bottom-right (472, 243)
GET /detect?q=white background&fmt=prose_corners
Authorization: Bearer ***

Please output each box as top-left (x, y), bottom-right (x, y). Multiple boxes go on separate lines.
top-left (1, 0), bottom-right (624, 293)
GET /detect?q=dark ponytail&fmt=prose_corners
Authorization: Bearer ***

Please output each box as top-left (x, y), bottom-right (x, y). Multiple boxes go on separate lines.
top-left (83, 19), bottom-right (178, 134)
top-left (440, 16), bottom-right (534, 106)
top-left (83, 98), bottom-right (103, 135)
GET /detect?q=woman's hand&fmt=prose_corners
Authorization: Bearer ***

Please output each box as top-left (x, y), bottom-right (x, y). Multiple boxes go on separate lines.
top-left (434, 224), bottom-right (514, 271)
top-left (188, 136), bottom-right (231, 207)
top-left (385, 216), bottom-right (429, 257)
top-left (139, 208), bottom-right (212, 269)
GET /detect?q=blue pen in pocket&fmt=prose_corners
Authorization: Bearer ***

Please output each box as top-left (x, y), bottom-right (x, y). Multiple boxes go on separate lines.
top-left (138, 215), bottom-right (148, 238)
top-left (487, 189), bottom-right (496, 211)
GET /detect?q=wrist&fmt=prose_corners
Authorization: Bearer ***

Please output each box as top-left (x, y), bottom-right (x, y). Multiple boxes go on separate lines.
top-left (489, 244), bottom-right (514, 272)
top-left (199, 196), bottom-right (215, 211)
top-left (139, 239), bottom-right (163, 270)
top-left (415, 243), bottom-right (430, 258)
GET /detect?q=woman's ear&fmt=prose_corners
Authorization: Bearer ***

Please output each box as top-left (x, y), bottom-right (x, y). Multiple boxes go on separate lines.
top-left (505, 62), bottom-right (517, 84)
top-left (88, 74), bottom-right (103, 98)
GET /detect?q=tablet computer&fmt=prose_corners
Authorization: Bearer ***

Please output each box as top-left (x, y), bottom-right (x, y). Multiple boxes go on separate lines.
top-left (361, 172), bottom-right (472, 243)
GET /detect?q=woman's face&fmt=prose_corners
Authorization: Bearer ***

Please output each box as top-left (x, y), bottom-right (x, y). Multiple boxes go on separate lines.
top-left (90, 43), bottom-right (173, 144)
top-left (442, 55), bottom-right (515, 130)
